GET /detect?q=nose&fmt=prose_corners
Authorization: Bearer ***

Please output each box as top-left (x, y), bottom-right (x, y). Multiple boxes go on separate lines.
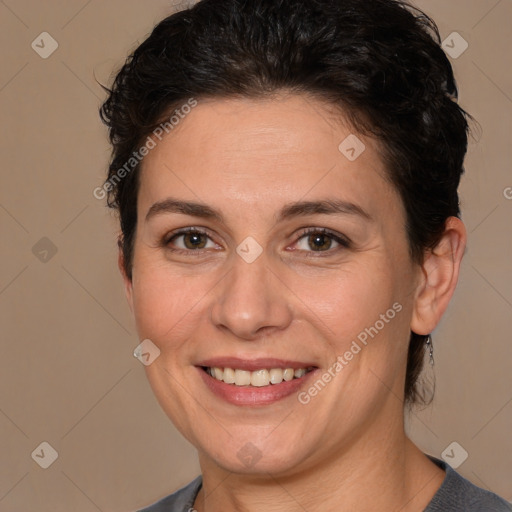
top-left (210, 251), bottom-right (294, 341)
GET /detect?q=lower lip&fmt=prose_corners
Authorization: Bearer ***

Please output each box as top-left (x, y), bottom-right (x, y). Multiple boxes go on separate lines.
top-left (197, 367), bottom-right (317, 406)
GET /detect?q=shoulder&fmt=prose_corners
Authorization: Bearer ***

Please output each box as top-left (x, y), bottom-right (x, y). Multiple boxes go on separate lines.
top-left (425, 456), bottom-right (512, 512)
top-left (136, 476), bottom-right (202, 512)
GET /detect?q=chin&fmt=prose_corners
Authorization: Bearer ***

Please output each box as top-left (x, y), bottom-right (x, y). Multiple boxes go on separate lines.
top-left (193, 425), bottom-right (315, 476)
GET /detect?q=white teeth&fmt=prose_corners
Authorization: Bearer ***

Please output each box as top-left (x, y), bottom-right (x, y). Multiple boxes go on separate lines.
top-left (269, 368), bottom-right (283, 384)
top-left (251, 369), bottom-right (270, 387)
top-left (206, 366), bottom-right (311, 386)
top-left (234, 369), bottom-right (251, 386)
top-left (223, 367), bottom-right (236, 384)
top-left (283, 368), bottom-right (294, 381)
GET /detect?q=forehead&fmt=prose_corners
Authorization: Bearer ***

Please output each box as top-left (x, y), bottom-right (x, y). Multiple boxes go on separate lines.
top-left (137, 94), bottom-right (397, 221)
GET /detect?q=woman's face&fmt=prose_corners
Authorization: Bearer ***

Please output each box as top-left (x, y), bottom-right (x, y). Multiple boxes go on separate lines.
top-left (124, 93), bottom-right (422, 475)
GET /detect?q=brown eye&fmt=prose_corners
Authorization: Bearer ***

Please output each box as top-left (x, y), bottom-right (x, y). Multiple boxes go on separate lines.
top-left (294, 228), bottom-right (350, 254)
top-left (166, 229), bottom-right (217, 251)
top-left (307, 232), bottom-right (333, 251)
top-left (181, 231), bottom-right (208, 249)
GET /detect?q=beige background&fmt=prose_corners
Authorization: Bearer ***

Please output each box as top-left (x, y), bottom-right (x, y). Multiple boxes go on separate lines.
top-left (0, 0), bottom-right (511, 510)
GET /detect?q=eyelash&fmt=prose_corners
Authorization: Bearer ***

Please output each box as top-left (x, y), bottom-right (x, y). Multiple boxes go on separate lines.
top-left (162, 227), bottom-right (351, 257)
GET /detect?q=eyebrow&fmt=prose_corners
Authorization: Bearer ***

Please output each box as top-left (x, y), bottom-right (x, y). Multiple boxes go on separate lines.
top-left (145, 197), bottom-right (373, 224)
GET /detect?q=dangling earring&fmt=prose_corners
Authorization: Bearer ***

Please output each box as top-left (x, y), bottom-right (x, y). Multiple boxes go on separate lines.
top-left (426, 334), bottom-right (434, 366)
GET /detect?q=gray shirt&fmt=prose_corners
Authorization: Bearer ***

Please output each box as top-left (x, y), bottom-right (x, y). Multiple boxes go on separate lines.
top-left (137, 456), bottom-right (511, 511)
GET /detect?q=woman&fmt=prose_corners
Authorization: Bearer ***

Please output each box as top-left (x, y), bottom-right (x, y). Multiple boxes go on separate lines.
top-left (99, 0), bottom-right (511, 510)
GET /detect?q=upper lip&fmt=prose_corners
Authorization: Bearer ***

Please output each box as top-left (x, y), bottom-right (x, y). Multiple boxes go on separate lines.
top-left (196, 357), bottom-right (317, 372)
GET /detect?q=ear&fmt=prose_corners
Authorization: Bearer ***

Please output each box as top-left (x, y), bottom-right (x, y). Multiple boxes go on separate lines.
top-left (410, 217), bottom-right (467, 335)
top-left (117, 234), bottom-right (134, 313)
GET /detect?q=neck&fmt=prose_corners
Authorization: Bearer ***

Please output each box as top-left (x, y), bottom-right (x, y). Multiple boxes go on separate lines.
top-left (193, 414), bottom-right (445, 512)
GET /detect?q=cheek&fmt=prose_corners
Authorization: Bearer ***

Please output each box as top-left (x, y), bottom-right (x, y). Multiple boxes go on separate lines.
top-left (301, 260), bottom-right (399, 340)
top-left (301, 257), bottom-right (412, 403)
top-left (130, 258), bottom-right (226, 366)
top-left (302, 266), bottom-right (410, 416)
top-left (131, 263), bottom-right (198, 343)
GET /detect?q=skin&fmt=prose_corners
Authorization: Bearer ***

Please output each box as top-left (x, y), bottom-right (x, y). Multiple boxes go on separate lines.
top-left (119, 93), bottom-right (466, 511)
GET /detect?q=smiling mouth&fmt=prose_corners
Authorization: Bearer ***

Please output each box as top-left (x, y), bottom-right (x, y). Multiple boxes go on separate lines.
top-left (202, 366), bottom-right (316, 387)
